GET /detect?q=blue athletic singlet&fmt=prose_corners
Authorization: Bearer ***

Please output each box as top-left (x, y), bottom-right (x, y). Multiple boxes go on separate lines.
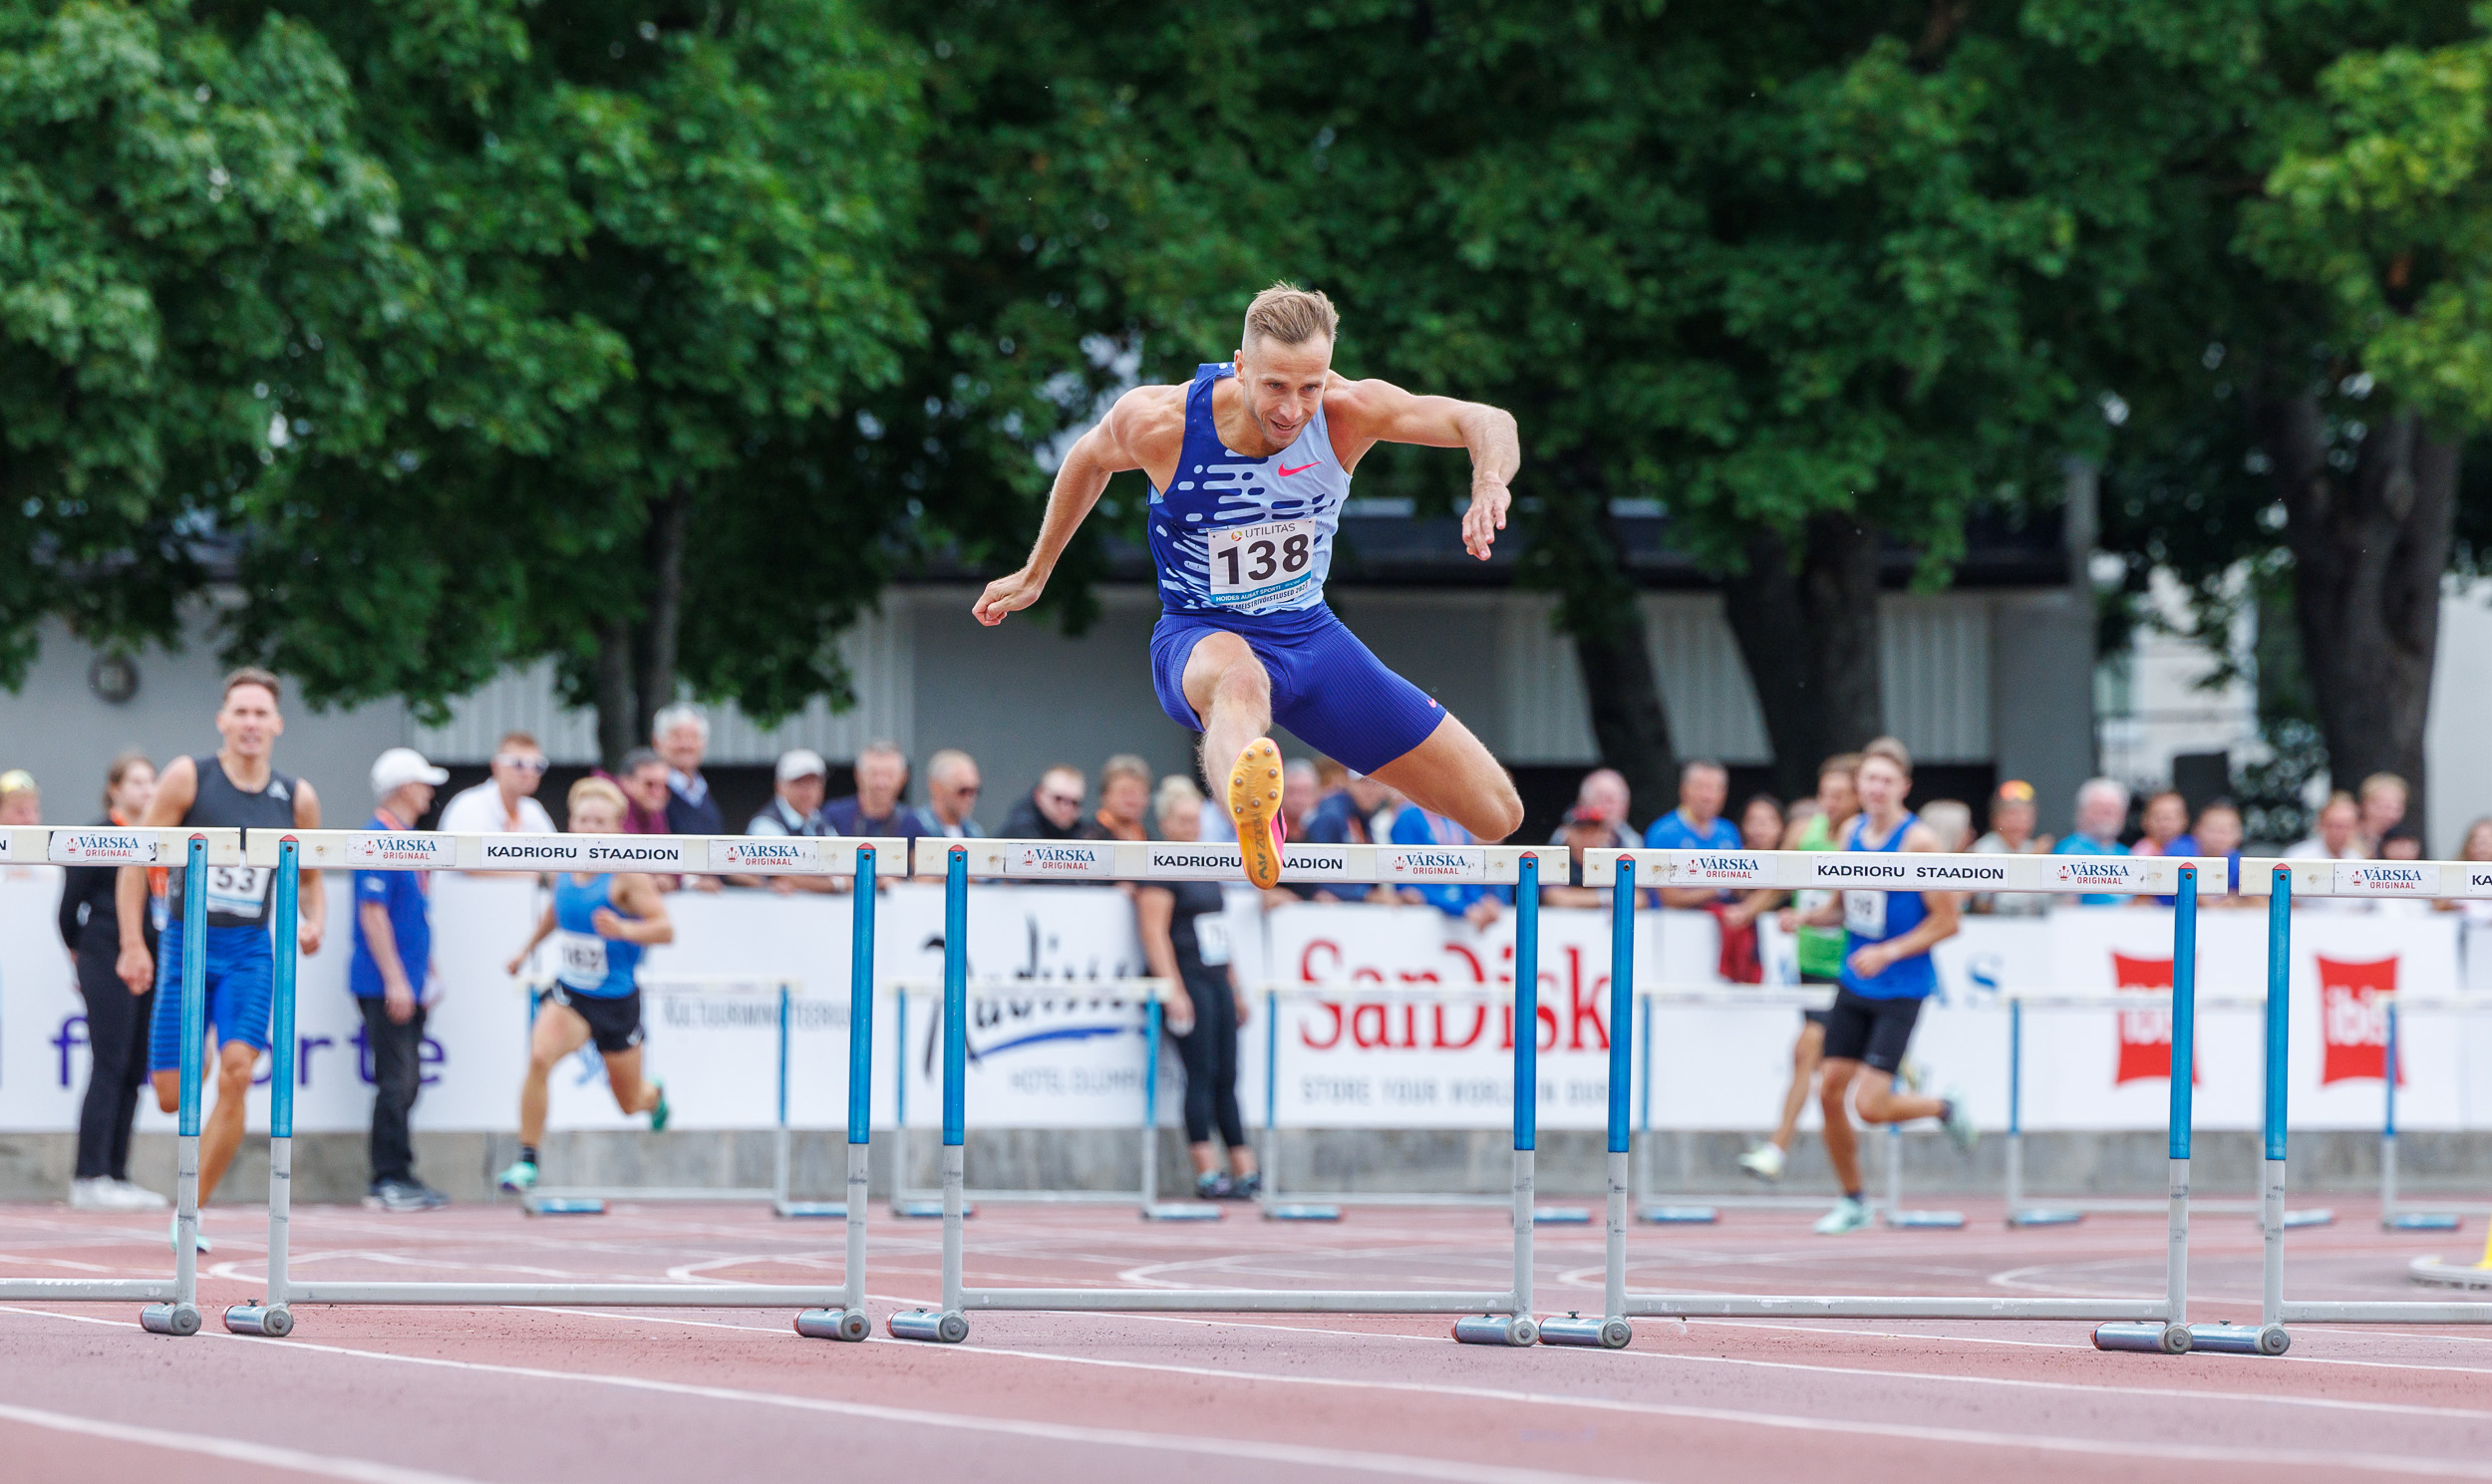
top-left (551, 875), bottom-right (642, 1000)
top-left (1146, 364), bottom-right (1355, 616)
top-left (1838, 811), bottom-right (1938, 1001)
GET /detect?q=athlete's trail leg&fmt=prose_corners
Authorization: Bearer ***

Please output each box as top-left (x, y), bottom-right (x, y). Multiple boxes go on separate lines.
top-left (521, 1006), bottom-right (592, 1147)
top-left (1367, 714), bottom-right (1524, 843)
top-left (1819, 1058), bottom-right (1864, 1193)
top-left (197, 1039), bottom-right (258, 1203)
top-left (1850, 1068), bottom-right (1946, 1127)
top-left (601, 1046), bottom-right (662, 1118)
top-left (1770, 1022), bottom-right (1825, 1153)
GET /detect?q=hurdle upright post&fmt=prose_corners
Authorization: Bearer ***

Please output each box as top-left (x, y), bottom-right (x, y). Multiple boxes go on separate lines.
top-left (142, 836), bottom-right (211, 1336)
top-left (797, 843), bottom-right (876, 1340)
top-left (226, 840), bottom-right (301, 1337)
top-left (1456, 851), bottom-right (1543, 1345)
top-left (1543, 853), bottom-right (1637, 1348)
top-left (2095, 863), bottom-right (2198, 1353)
top-left (2190, 864), bottom-right (2294, 1355)
top-left (889, 845), bottom-right (972, 1342)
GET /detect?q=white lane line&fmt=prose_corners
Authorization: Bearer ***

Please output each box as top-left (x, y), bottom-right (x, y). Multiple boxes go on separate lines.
top-left (0, 1400), bottom-right (486, 1484)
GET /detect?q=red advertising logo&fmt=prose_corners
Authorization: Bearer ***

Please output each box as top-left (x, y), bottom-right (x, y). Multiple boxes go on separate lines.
top-left (2317, 955), bottom-right (2401, 1085)
top-left (2111, 952), bottom-right (2195, 1085)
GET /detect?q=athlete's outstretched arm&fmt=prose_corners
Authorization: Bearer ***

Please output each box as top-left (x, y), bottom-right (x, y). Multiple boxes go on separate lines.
top-left (972, 387), bottom-right (1163, 626)
top-left (1333, 380), bottom-right (1520, 560)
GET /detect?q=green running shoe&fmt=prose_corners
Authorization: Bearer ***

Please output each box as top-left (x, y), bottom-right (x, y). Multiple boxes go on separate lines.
top-left (649, 1082), bottom-right (670, 1132)
top-left (494, 1159), bottom-right (538, 1193)
top-left (1812, 1195), bottom-right (1872, 1235)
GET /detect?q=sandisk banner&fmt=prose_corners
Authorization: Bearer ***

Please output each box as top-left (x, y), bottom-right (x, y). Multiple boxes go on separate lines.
top-left (2317, 955), bottom-right (2401, 1086)
top-left (2108, 952), bottom-right (2193, 1086)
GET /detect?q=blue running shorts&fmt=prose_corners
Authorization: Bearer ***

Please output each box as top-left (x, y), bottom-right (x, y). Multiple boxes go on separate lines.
top-left (1150, 605), bottom-right (1446, 774)
top-left (148, 917), bottom-right (276, 1072)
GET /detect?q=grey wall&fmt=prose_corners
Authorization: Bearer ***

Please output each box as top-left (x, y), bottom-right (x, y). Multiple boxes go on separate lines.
top-left (1990, 591), bottom-right (2098, 833)
top-left (0, 614), bottom-right (407, 825)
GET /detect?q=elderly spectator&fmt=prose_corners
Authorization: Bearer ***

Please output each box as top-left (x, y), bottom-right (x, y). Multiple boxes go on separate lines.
top-left (1003, 764), bottom-right (1101, 840)
top-left (924, 748), bottom-right (985, 838)
top-left (354, 747), bottom-right (451, 1211)
top-left (1920, 798), bottom-right (1973, 854)
top-left (1136, 775), bottom-right (1259, 1199)
top-left (821, 741), bottom-right (932, 844)
top-left (1093, 753), bottom-right (1153, 842)
top-left (1545, 809), bottom-right (1641, 909)
top-left (1971, 779), bottom-right (2050, 915)
top-left (1389, 799), bottom-right (1504, 928)
top-left (440, 732), bottom-right (557, 836)
top-left (1550, 767), bottom-right (1635, 850)
top-left (2055, 776), bottom-right (2133, 906)
top-left (0, 768), bottom-right (40, 825)
top-left (2359, 772), bottom-right (2409, 852)
top-left (1650, 764), bottom-right (1770, 961)
top-left (615, 749), bottom-right (673, 834)
top-left (2285, 790), bottom-right (2368, 914)
top-left (1288, 770), bottom-right (1399, 904)
top-left (1281, 757), bottom-right (1320, 840)
top-left (741, 750), bottom-right (837, 895)
top-left (652, 705), bottom-right (723, 836)
top-left (60, 752), bottom-right (167, 1211)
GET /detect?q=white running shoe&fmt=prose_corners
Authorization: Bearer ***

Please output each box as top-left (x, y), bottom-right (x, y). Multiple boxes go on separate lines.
top-left (1737, 1143), bottom-right (1787, 1183)
top-left (114, 1179), bottom-right (169, 1210)
top-left (167, 1215), bottom-right (212, 1254)
top-left (1940, 1089), bottom-right (1980, 1154)
top-left (70, 1177), bottom-right (118, 1210)
top-left (1812, 1195), bottom-right (1872, 1235)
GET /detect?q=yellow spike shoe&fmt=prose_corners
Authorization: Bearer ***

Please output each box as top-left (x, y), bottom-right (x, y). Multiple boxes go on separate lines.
top-left (1228, 738), bottom-right (1286, 890)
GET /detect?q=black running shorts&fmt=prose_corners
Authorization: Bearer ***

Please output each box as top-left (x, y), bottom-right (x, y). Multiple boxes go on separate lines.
top-left (1799, 969), bottom-right (1840, 1029)
top-left (1819, 987), bottom-right (1924, 1074)
top-left (545, 984), bottom-right (646, 1054)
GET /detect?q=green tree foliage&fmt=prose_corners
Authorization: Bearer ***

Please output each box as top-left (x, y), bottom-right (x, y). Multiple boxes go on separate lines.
top-left (0, 0), bottom-right (412, 683)
top-left (220, 0), bottom-right (924, 762)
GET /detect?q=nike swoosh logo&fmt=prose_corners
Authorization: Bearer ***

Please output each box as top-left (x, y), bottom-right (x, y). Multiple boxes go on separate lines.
top-left (1277, 461), bottom-right (1319, 477)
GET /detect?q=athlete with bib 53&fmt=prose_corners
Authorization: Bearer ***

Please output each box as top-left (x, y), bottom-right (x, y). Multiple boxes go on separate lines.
top-left (495, 778), bottom-right (673, 1194)
top-left (973, 284), bottom-right (1525, 887)
top-left (119, 668), bottom-right (325, 1252)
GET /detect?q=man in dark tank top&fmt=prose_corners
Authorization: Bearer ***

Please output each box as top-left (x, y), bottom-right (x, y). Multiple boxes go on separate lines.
top-left (118, 667), bottom-right (324, 1251)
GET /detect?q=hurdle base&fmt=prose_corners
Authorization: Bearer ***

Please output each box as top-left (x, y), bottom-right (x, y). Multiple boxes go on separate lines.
top-left (523, 1196), bottom-right (607, 1216)
top-left (139, 1303), bottom-right (200, 1337)
top-left (1537, 1313), bottom-right (1632, 1349)
top-left (887, 1309), bottom-right (968, 1343)
top-left (2409, 1257), bottom-right (2492, 1291)
top-left (1638, 1205), bottom-right (1720, 1225)
top-left (1141, 1202), bottom-right (1224, 1223)
top-left (2279, 1208), bottom-right (2336, 1230)
top-left (793, 1308), bottom-right (870, 1342)
top-left (223, 1303), bottom-right (293, 1337)
top-left (1883, 1209), bottom-right (1967, 1230)
top-left (2010, 1208), bottom-right (2086, 1229)
top-left (1530, 1206), bottom-right (1592, 1226)
top-left (774, 1201), bottom-right (848, 1220)
top-left (2385, 1213), bottom-right (2462, 1233)
top-left (2090, 1322), bottom-right (2188, 1354)
top-left (1451, 1315), bottom-right (1538, 1346)
top-left (894, 1199), bottom-right (973, 1220)
top-left (1262, 1203), bottom-right (1343, 1222)
top-left (2187, 1323), bottom-right (2290, 1355)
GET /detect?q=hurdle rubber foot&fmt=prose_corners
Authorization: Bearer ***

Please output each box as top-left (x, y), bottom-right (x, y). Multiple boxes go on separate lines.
top-left (2410, 1257), bottom-right (2492, 1290)
top-left (2091, 1322), bottom-right (2189, 1354)
top-left (1262, 1203), bottom-right (1342, 1222)
top-left (1638, 1205), bottom-right (1720, 1225)
top-left (2279, 1208), bottom-right (2335, 1230)
top-left (892, 1199), bottom-right (972, 1219)
top-left (794, 1308), bottom-right (870, 1342)
top-left (1451, 1315), bottom-right (1538, 1346)
top-left (2187, 1323), bottom-right (2290, 1355)
top-left (222, 1304), bottom-right (292, 1337)
top-left (2385, 1213), bottom-right (2461, 1232)
top-left (1537, 1313), bottom-right (1632, 1348)
top-left (2010, 1209), bottom-right (2085, 1228)
top-left (775, 1201), bottom-right (848, 1220)
top-left (1884, 1209), bottom-right (1967, 1230)
top-left (523, 1196), bottom-right (607, 1216)
top-left (139, 1303), bottom-right (200, 1337)
top-left (1141, 1202), bottom-right (1224, 1222)
top-left (1530, 1206), bottom-right (1591, 1226)
top-left (886, 1309), bottom-right (968, 1343)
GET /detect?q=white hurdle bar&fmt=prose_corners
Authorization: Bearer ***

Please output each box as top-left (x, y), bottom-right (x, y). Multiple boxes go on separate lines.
top-left (219, 829), bottom-right (903, 1342)
top-left (886, 836), bottom-right (1558, 1346)
top-left (0, 829), bottom-right (244, 1335)
top-left (1557, 847), bottom-right (2216, 1351)
top-left (884, 976), bottom-right (1222, 1222)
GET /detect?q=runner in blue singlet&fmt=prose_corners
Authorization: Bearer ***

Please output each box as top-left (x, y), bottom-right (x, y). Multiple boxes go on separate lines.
top-left (1784, 740), bottom-right (1978, 1234)
top-left (494, 776), bottom-right (674, 1194)
top-left (972, 283), bottom-right (1526, 890)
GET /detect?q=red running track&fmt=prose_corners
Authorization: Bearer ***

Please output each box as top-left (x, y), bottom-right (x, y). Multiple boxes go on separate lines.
top-left (2, 1193), bottom-right (2489, 1483)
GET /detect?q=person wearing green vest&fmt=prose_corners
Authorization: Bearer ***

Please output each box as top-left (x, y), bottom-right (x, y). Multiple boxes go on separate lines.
top-left (1740, 751), bottom-right (1860, 1183)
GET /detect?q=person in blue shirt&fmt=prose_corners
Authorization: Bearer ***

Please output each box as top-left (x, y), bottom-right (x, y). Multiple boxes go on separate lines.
top-left (1645, 759), bottom-right (1772, 925)
top-left (353, 748), bottom-right (451, 1212)
top-left (2053, 777), bottom-right (2132, 906)
top-left (1388, 801), bottom-right (1506, 927)
top-left (1783, 740), bottom-right (1977, 1234)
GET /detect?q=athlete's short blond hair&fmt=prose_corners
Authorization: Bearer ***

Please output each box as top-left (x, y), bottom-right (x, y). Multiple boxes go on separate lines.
top-left (568, 776), bottom-right (627, 817)
top-left (1243, 282), bottom-right (1339, 351)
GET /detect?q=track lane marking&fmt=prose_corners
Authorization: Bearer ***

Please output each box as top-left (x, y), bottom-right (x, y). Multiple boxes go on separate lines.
top-left (0, 1400), bottom-right (486, 1484)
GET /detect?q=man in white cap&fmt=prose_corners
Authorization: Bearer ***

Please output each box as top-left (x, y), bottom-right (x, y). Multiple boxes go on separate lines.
top-left (355, 746), bottom-right (450, 1211)
top-left (745, 748), bottom-right (837, 894)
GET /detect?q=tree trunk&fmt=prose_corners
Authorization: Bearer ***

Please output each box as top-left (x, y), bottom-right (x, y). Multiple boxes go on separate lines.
top-left (1531, 478), bottom-right (1679, 816)
top-left (593, 616), bottom-right (637, 770)
top-left (2255, 396), bottom-right (2457, 831)
top-left (1722, 512), bottom-right (1886, 800)
top-left (632, 483), bottom-right (692, 748)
